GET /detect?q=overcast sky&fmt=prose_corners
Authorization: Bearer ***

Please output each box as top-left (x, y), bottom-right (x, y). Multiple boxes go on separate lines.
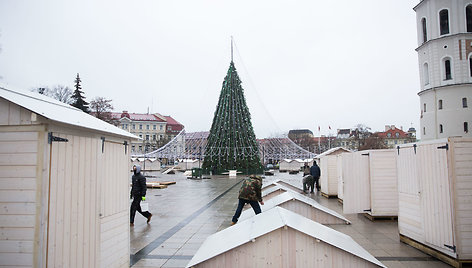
top-left (0, 0), bottom-right (421, 138)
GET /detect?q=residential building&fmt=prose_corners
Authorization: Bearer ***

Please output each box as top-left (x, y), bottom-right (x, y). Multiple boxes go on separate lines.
top-left (110, 111), bottom-right (184, 154)
top-left (376, 125), bottom-right (416, 148)
top-left (414, 0), bottom-right (472, 140)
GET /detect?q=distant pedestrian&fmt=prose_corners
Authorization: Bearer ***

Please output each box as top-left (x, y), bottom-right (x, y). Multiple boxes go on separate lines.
top-left (231, 175), bottom-right (264, 225)
top-left (303, 163), bottom-right (310, 176)
top-left (310, 161), bottom-right (321, 192)
top-left (302, 174), bottom-right (314, 193)
top-left (130, 165), bottom-right (152, 226)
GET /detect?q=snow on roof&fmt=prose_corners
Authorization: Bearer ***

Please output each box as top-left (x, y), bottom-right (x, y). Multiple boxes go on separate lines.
top-left (0, 85), bottom-right (138, 140)
top-left (238, 191), bottom-right (350, 224)
top-left (186, 207), bottom-right (385, 268)
top-left (315, 147), bottom-right (352, 159)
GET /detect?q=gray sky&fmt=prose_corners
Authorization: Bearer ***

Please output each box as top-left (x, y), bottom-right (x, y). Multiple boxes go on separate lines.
top-left (0, 0), bottom-right (421, 138)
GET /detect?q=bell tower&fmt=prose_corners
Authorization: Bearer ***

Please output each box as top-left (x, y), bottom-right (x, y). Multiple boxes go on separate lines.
top-left (414, 0), bottom-right (472, 140)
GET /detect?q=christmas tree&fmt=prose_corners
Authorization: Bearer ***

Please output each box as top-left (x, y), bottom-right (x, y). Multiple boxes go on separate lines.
top-left (202, 61), bottom-right (263, 175)
top-left (71, 73), bottom-right (89, 113)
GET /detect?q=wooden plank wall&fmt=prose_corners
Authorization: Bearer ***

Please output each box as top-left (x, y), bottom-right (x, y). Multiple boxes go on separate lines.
top-left (196, 228), bottom-right (380, 267)
top-left (0, 131), bottom-right (38, 266)
top-left (397, 145), bottom-right (424, 242)
top-left (47, 133), bottom-right (130, 268)
top-left (99, 141), bottom-right (130, 268)
top-left (343, 153), bottom-right (371, 214)
top-left (417, 142), bottom-right (455, 257)
top-left (337, 154), bottom-right (344, 200)
top-left (327, 155), bottom-right (338, 196)
top-left (369, 150), bottom-right (398, 216)
top-left (47, 134), bottom-right (101, 267)
top-left (450, 137), bottom-right (472, 259)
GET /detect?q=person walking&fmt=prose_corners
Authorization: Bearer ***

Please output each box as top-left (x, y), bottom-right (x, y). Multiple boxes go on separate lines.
top-left (231, 175), bottom-right (264, 225)
top-left (310, 161), bottom-right (321, 192)
top-left (130, 164), bottom-right (152, 226)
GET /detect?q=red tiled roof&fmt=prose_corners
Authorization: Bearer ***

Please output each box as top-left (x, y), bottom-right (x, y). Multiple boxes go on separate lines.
top-left (110, 112), bottom-right (166, 122)
top-left (377, 127), bottom-right (409, 138)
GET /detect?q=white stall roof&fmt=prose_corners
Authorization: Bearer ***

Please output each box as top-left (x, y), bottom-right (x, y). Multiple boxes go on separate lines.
top-left (239, 191), bottom-right (350, 224)
top-left (187, 207), bottom-right (385, 268)
top-left (315, 147), bottom-right (352, 159)
top-left (0, 85), bottom-right (138, 139)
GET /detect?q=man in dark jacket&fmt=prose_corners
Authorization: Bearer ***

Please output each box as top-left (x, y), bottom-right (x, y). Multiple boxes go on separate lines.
top-left (231, 175), bottom-right (264, 225)
top-left (130, 165), bottom-right (152, 226)
top-left (310, 161), bottom-right (321, 192)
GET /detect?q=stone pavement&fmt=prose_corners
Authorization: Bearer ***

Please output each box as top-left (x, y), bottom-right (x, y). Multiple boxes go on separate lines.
top-left (130, 172), bottom-right (451, 268)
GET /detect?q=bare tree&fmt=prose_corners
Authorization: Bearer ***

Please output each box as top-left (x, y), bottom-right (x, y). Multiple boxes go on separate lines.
top-left (358, 133), bottom-right (387, 150)
top-left (51, 85), bottom-right (73, 104)
top-left (31, 85), bottom-right (73, 104)
top-left (90, 97), bottom-right (116, 124)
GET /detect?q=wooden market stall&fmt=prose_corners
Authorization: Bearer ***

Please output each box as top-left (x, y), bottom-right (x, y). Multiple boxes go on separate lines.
top-left (397, 137), bottom-right (472, 267)
top-left (187, 207), bottom-right (385, 268)
top-left (342, 149), bottom-right (398, 219)
top-left (0, 86), bottom-right (138, 267)
top-left (315, 147), bottom-right (351, 198)
top-left (239, 191), bottom-right (350, 225)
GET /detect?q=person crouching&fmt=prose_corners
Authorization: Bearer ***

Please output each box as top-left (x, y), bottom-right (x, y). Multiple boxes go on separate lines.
top-left (231, 175), bottom-right (264, 225)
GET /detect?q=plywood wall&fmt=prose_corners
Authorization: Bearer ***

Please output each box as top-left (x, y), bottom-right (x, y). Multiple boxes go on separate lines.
top-left (279, 200), bottom-right (346, 225)
top-left (0, 130), bottom-right (39, 266)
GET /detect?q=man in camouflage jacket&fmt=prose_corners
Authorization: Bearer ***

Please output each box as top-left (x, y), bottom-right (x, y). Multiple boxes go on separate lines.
top-left (231, 175), bottom-right (264, 224)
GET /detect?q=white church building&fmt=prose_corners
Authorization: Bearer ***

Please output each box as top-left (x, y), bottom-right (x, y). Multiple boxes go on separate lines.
top-left (415, 0), bottom-right (472, 140)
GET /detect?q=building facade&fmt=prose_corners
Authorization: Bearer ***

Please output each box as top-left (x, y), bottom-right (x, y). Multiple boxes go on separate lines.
top-left (414, 0), bottom-right (472, 140)
top-left (110, 111), bottom-right (184, 154)
top-left (376, 125), bottom-right (417, 148)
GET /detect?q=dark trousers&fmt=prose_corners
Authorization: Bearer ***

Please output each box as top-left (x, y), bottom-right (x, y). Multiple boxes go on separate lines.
top-left (232, 198), bottom-right (261, 223)
top-left (130, 196), bottom-right (151, 223)
top-left (314, 177), bottom-right (320, 191)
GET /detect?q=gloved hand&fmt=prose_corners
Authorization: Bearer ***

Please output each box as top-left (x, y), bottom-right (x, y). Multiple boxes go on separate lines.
top-left (142, 196), bottom-right (146, 201)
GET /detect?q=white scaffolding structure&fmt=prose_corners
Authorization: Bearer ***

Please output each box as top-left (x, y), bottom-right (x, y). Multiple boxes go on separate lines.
top-left (135, 129), bottom-right (316, 163)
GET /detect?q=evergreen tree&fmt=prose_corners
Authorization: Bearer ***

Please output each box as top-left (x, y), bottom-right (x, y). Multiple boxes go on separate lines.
top-left (71, 73), bottom-right (89, 113)
top-left (202, 61), bottom-right (263, 175)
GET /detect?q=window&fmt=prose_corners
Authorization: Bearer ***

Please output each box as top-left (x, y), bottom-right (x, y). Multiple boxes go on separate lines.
top-left (465, 122), bottom-right (469, 133)
top-left (139, 124), bottom-right (143, 130)
top-left (139, 134), bottom-right (142, 138)
top-left (146, 134), bottom-right (149, 140)
top-left (160, 134), bottom-right (163, 140)
top-left (146, 125), bottom-right (150, 130)
top-left (469, 56), bottom-right (472, 77)
top-left (387, 133), bottom-right (392, 138)
top-left (131, 145), bottom-right (135, 151)
top-left (168, 126), bottom-right (172, 131)
top-left (422, 18), bottom-right (428, 43)
top-left (153, 134), bottom-right (156, 140)
top-left (445, 59), bottom-right (452, 80)
top-left (153, 125), bottom-right (157, 130)
top-left (132, 124), bottom-right (136, 130)
top-left (395, 132), bottom-right (400, 137)
top-left (160, 125), bottom-right (163, 130)
top-left (439, 124), bottom-right (443, 133)
top-left (424, 103), bottom-right (427, 112)
top-left (423, 63), bottom-right (429, 85)
top-left (423, 127), bottom-right (426, 135)
top-left (439, 99), bottom-right (443, 110)
top-left (139, 145), bottom-right (142, 151)
top-left (467, 5), bottom-right (472, 32)
top-left (440, 9), bottom-right (449, 35)
top-left (463, 97), bottom-right (468, 108)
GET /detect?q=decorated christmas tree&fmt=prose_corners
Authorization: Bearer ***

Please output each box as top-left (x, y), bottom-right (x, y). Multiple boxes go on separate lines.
top-left (202, 61), bottom-right (263, 175)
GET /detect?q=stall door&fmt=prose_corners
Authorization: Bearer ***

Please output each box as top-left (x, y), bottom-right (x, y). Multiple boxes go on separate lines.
top-left (343, 152), bottom-right (371, 214)
top-left (47, 133), bottom-right (101, 267)
top-left (417, 142), bottom-right (456, 257)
